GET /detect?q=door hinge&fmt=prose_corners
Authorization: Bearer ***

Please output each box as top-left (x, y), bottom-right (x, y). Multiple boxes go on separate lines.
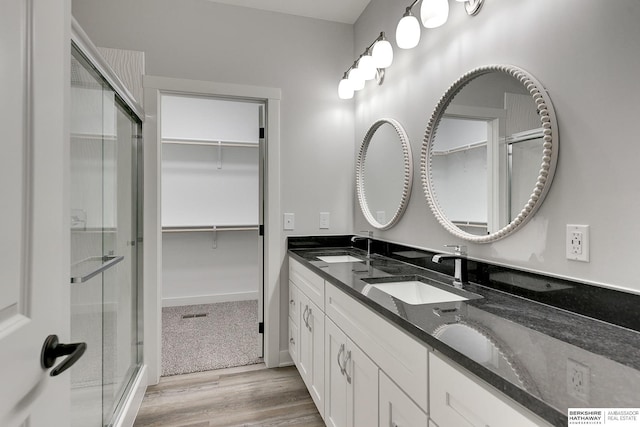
top-left (258, 322), bottom-right (264, 334)
top-left (259, 127), bottom-right (265, 139)
top-left (259, 224), bottom-right (264, 236)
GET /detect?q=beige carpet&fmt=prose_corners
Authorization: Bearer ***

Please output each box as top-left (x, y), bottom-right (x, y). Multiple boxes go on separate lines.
top-left (161, 300), bottom-right (262, 376)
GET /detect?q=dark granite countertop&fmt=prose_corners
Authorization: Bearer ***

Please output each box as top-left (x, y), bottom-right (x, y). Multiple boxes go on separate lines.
top-left (288, 236), bottom-right (640, 427)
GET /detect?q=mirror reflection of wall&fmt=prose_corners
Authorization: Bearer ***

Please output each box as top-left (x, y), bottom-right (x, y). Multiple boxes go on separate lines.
top-left (364, 122), bottom-right (406, 225)
top-left (357, 118), bottom-right (413, 230)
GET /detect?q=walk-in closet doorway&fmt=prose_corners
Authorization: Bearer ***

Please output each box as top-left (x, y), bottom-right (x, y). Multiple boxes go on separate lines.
top-left (159, 93), bottom-right (266, 376)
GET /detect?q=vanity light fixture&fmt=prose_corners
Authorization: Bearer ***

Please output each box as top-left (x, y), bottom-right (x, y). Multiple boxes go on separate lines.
top-left (395, 0), bottom-right (484, 50)
top-left (338, 32), bottom-right (394, 99)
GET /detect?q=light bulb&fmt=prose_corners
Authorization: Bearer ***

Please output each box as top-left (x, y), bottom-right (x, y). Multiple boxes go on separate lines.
top-left (357, 53), bottom-right (377, 81)
top-left (421, 0), bottom-right (449, 28)
top-left (372, 39), bottom-right (393, 68)
top-left (338, 77), bottom-right (354, 99)
top-left (348, 67), bottom-right (365, 91)
top-left (396, 13), bottom-right (421, 49)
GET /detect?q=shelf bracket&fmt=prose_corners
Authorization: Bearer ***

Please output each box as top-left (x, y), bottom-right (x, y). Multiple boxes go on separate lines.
top-left (211, 225), bottom-right (218, 248)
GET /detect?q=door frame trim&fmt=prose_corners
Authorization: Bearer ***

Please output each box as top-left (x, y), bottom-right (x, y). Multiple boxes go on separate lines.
top-left (143, 75), bottom-right (282, 384)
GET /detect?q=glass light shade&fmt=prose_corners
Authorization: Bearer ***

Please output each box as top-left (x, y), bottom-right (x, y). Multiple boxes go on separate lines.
top-left (357, 54), bottom-right (377, 81)
top-left (396, 14), bottom-right (421, 49)
top-left (372, 39), bottom-right (393, 68)
top-left (348, 67), bottom-right (365, 91)
top-left (338, 78), bottom-right (354, 99)
top-left (421, 0), bottom-right (449, 28)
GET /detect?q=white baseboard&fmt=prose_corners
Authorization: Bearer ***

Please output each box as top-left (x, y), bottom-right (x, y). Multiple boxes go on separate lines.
top-left (279, 349), bottom-right (294, 367)
top-left (162, 291), bottom-right (259, 307)
top-left (113, 364), bottom-right (147, 427)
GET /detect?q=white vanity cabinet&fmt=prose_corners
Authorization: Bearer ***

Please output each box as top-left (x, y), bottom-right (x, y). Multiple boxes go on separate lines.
top-left (288, 256), bottom-right (553, 427)
top-left (288, 283), bottom-right (300, 365)
top-left (298, 292), bottom-right (325, 415)
top-left (325, 282), bottom-right (429, 412)
top-left (380, 371), bottom-right (429, 427)
top-left (429, 353), bottom-right (551, 427)
top-left (289, 258), bottom-right (325, 418)
top-left (325, 318), bottom-right (379, 427)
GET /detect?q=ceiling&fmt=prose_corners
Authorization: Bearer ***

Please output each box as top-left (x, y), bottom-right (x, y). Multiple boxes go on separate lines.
top-left (206, 0), bottom-right (371, 24)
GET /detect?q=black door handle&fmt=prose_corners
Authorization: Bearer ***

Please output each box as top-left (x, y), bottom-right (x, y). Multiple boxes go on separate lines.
top-left (40, 334), bottom-right (87, 377)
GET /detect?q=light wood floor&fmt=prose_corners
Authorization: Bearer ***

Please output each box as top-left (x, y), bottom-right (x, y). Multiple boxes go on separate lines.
top-left (133, 363), bottom-right (325, 427)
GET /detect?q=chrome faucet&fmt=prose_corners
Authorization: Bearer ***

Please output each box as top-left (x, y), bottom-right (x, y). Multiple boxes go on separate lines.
top-left (432, 245), bottom-right (468, 289)
top-left (351, 231), bottom-right (373, 259)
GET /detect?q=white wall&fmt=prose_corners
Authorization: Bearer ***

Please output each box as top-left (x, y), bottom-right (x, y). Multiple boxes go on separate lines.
top-left (72, 0), bottom-right (355, 357)
top-left (353, 0), bottom-right (640, 294)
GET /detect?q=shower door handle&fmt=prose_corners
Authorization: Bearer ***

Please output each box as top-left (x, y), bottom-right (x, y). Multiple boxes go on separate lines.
top-left (40, 334), bottom-right (87, 377)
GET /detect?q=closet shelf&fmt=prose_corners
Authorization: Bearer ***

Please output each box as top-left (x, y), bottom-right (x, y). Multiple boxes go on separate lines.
top-left (451, 220), bottom-right (488, 229)
top-left (162, 225), bottom-right (259, 233)
top-left (432, 140), bottom-right (487, 156)
top-left (505, 128), bottom-right (544, 144)
top-left (162, 138), bottom-right (258, 148)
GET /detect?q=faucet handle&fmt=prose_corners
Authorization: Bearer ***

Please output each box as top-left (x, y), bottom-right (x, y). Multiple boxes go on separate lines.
top-left (444, 244), bottom-right (467, 256)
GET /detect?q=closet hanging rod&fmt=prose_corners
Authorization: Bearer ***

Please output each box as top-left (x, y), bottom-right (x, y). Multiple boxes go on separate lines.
top-left (162, 225), bottom-right (259, 233)
top-left (162, 138), bottom-right (259, 148)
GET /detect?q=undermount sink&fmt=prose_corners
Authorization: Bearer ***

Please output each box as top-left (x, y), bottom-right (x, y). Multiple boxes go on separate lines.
top-left (367, 280), bottom-right (468, 305)
top-left (317, 255), bottom-right (363, 263)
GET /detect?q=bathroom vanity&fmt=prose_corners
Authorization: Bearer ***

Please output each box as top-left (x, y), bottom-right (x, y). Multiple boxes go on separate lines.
top-left (287, 236), bottom-right (640, 427)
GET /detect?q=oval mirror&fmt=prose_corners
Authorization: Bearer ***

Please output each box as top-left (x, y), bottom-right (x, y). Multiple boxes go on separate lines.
top-left (421, 65), bottom-right (558, 243)
top-left (356, 118), bottom-right (413, 230)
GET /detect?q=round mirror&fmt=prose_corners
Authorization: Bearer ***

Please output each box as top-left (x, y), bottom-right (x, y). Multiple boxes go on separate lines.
top-left (421, 65), bottom-right (558, 243)
top-left (357, 118), bottom-right (413, 230)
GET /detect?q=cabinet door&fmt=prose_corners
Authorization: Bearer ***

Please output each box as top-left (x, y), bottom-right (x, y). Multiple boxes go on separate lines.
top-left (288, 317), bottom-right (299, 365)
top-left (380, 371), bottom-right (428, 427)
top-left (325, 319), bottom-right (348, 427)
top-left (299, 293), bottom-right (325, 417)
top-left (346, 338), bottom-right (378, 427)
top-left (289, 281), bottom-right (300, 325)
top-left (298, 292), bottom-right (312, 382)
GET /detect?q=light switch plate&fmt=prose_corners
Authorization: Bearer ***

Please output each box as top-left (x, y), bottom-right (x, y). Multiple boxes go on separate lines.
top-left (319, 212), bottom-right (330, 229)
top-left (283, 213), bottom-right (295, 230)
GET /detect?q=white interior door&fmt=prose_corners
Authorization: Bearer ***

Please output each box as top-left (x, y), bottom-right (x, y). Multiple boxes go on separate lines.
top-left (0, 0), bottom-right (72, 426)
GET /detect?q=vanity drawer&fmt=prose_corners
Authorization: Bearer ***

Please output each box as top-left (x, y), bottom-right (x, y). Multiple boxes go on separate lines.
top-left (325, 282), bottom-right (429, 412)
top-left (289, 257), bottom-right (324, 309)
top-left (429, 353), bottom-right (550, 427)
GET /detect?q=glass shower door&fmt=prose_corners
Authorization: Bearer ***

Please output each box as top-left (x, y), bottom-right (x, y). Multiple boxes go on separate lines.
top-left (70, 44), bottom-right (142, 427)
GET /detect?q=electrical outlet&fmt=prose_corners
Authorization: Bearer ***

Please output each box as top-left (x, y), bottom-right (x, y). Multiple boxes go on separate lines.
top-left (567, 358), bottom-right (590, 402)
top-left (319, 212), bottom-right (330, 229)
top-left (566, 225), bottom-right (589, 262)
top-left (283, 213), bottom-right (295, 230)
